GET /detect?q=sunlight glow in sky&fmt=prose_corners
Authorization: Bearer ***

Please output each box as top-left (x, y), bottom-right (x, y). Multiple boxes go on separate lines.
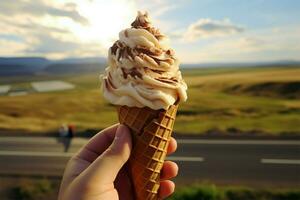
top-left (0, 0), bottom-right (299, 63)
top-left (72, 0), bottom-right (136, 47)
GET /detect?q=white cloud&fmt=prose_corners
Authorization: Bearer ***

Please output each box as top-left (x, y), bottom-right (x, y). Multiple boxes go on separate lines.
top-left (0, 0), bottom-right (137, 58)
top-left (0, 0), bottom-right (89, 25)
top-left (0, 40), bottom-right (27, 56)
top-left (183, 18), bottom-right (244, 41)
top-left (26, 34), bottom-right (80, 54)
top-left (23, 32), bottom-right (105, 59)
top-left (0, 0), bottom-right (183, 58)
top-left (1, 1), bottom-right (299, 63)
top-left (177, 26), bottom-right (300, 63)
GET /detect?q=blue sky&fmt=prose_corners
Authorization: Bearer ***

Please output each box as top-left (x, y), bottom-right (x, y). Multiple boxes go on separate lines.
top-left (170, 0), bottom-right (300, 28)
top-left (0, 0), bottom-right (299, 63)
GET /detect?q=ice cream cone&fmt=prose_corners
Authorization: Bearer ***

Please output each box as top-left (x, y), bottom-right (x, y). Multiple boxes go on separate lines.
top-left (101, 11), bottom-right (187, 199)
top-left (117, 104), bottom-right (178, 200)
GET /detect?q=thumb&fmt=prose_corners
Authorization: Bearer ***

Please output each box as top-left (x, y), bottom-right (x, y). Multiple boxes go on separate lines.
top-left (82, 124), bottom-right (132, 185)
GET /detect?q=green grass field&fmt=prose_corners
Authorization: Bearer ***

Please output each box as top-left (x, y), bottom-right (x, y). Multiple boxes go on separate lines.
top-left (0, 66), bottom-right (299, 136)
top-left (170, 183), bottom-right (300, 200)
top-left (2, 178), bottom-right (300, 200)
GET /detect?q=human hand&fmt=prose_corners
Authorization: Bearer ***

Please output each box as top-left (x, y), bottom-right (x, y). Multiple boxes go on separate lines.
top-left (58, 124), bottom-right (178, 200)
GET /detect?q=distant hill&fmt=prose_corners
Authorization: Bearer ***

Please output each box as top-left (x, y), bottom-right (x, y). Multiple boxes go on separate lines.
top-left (0, 56), bottom-right (106, 76)
top-left (44, 62), bottom-right (106, 75)
top-left (0, 57), bottom-right (50, 75)
top-left (1, 56), bottom-right (299, 76)
top-left (0, 57), bottom-right (50, 68)
top-left (182, 60), bottom-right (300, 68)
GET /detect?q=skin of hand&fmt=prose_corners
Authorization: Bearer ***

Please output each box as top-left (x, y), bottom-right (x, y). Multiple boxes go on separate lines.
top-left (58, 124), bottom-right (179, 200)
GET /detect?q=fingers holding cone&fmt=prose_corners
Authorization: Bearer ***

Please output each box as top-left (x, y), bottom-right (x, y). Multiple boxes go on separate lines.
top-left (158, 136), bottom-right (178, 199)
top-left (159, 180), bottom-right (175, 199)
top-left (163, 136), bottom-right (178, 181)
top-left (167, 137), bottom-right (177, 155)
top-left (161, 161), bottom-right (178, 180)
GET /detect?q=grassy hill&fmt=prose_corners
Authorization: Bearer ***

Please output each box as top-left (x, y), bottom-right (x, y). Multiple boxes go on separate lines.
top-left (0, 66), bottom-right (299, 136)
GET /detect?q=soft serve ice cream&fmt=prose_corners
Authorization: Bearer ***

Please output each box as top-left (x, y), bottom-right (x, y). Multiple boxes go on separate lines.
top-left (102, 11), bottom-right (187, 110)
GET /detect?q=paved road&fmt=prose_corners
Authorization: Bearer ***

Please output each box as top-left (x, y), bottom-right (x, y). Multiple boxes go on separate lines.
top-left (0, 137), bottom-right (299, 187)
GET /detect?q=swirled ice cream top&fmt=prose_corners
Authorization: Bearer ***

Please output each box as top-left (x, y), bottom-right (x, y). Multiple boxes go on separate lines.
top-left (102, 11), bottom-right (187, 110)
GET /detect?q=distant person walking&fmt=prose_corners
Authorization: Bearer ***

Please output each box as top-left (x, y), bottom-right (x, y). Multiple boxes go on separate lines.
top-left (58, 124), bottom-right (75, 152)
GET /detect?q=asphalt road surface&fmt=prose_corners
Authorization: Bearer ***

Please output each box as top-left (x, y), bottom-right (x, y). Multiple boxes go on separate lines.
top-left (0, 137), bottom-right (299, 187)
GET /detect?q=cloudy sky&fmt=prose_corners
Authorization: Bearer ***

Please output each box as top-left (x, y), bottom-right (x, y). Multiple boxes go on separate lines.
top-left (0, 0), bottom-right (299, 63)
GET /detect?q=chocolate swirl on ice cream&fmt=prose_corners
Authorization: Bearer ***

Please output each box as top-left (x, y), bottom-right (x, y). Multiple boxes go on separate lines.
top-left (102, 11), bottom-right (187, 110)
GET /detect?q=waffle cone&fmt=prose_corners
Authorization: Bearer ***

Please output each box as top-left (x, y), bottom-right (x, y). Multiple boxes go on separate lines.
top-left (117, 104), bottom-right (178, 200)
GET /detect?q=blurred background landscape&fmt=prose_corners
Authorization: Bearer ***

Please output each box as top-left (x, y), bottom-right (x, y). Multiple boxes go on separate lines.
top-left (0, 0), bottom-right (299, 199)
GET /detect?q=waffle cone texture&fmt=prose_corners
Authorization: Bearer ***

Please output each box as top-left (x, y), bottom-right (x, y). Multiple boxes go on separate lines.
top-left (117, 104), bottom-right (178, 200)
